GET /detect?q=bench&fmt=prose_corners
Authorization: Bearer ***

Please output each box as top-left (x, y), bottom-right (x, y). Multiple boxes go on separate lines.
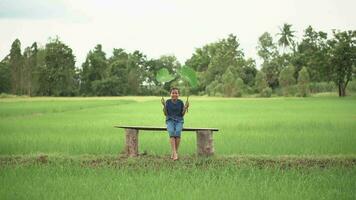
top-left (114, 126), bottom-right (219, 157)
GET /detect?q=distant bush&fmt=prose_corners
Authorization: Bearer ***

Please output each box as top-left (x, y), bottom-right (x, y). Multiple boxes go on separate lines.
top-left (245, 86), bottom-right (255, 95)
top-left (297, 67), bottom-right (310, 97)
top-left (260, 87), bottom-right (272, 97)
top-left (0, 93), bottom-right (17, 98)
top-left (279, 65), bottom-right (296, 96)
top-left (346, 80), bottom-right (356, 93)
top-left (309, 82), bottom-right (336, 93)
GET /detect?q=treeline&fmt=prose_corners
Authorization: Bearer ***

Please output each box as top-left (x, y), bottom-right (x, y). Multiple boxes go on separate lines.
top-left (0, 24), bottom-right (355, 97)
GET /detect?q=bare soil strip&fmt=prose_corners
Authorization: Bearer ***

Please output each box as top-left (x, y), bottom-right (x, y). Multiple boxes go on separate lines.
top-left (1, 154), bottom-right (355, 169)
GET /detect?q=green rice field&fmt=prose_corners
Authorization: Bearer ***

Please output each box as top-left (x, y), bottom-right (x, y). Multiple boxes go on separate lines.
top-left (1, 95), bottom-right (355, 199)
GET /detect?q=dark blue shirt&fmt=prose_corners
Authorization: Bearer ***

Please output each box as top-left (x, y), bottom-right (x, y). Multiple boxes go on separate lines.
top-left (166, 99), bottom-right (184, 121)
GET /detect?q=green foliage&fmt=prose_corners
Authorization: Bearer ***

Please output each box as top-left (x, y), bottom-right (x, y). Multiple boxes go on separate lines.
top-left (346, 80), bottom-right (356, 93)
top-left (279, 65), bottom-right (296, 96)
top-left (178, 66), bottom-right (198, 89)
top-left (328, 30), bottom-right (356, 97)
top-left (205, 79), bottom-right (223, 96)
top-left (91, 77), bottom-right (122, 96)
top-left (9, 39), bottom-right (23, 95)
top-left (294, 26), bottom-right (330, 82)
top-left (257, 32), bottom-right (289, 89)
top-left (80, 44), bottom-right (108, 95)
top-left (22, 42), bottom-right (39, 96)
top-left (309, 82), bottom-right (336, 93)
top-left (255, 71), bottom-right (268, 93)
top-left (257, 32), bottom-right (277, 62)
top-left (155, 65), bottom-right (198, 95)
top-left (40, 37), bottom-right (77, 96)
top-left (240, 59), bottom-right (257, 87)
top-left (187, 34), bottom-right (248, 95)
top-left (260, 87), bottom-right (272, 97)
top-left (1, 25), bottom-right (355, 97)
top-left (0, 61), bottom-right (11, 93)
top-left (297, 67), bottom-right (310, 97)
top-left (277, 23), bottom-right (296, 52)
top-left (156, 68), bottom-right (175, 83)
top-left (221, 67), bottom-right (244, 97)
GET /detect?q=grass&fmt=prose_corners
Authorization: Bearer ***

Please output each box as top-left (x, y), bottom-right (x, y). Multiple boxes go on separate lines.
top-left (1, 156), bottom-right (355, 200)
top-left (0, 96), bottom-right (355, 199)
top-left (0, 96), bottom-right (355, 156)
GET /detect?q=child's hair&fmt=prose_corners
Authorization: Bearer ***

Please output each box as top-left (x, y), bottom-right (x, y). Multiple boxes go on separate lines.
top-left (170, 87), bottom-right (179, 93)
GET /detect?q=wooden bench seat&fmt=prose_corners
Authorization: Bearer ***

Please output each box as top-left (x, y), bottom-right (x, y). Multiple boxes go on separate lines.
top-left (114, 126), bottom-right (219, 157)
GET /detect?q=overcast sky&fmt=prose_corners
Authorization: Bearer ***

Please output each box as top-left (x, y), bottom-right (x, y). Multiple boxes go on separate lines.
top-left (0, 0), bottom-right (355, 68)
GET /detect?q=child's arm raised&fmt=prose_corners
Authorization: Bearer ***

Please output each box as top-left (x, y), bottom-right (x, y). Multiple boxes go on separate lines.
top-left (161, 97), bottom-right (167, 116)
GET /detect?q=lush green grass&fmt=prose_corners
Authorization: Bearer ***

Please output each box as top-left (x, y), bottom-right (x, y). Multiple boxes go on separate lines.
top-left (0, 96), bottom-right (355, 156)
top-left (1, 159), bottom-right (355, 200)
top-left (0, 96), bottom-right (355, 199)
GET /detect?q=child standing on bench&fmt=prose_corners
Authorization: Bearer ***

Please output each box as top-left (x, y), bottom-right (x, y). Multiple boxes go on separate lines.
top-left (161, 87), bottom-right (189, 160)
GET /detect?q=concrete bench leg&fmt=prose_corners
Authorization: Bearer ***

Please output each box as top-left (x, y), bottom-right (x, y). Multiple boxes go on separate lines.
top-left (125, 128), bottom-right (139, 157)
top-left (196, 130), bottom-right (214, 156)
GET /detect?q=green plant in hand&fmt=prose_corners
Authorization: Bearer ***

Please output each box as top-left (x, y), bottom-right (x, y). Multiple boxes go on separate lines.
top-left (156, 66), bottom-right (197, 111)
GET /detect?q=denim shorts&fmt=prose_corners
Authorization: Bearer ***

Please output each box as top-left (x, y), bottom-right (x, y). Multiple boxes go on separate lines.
top-left (166, 118), bottom-right (184, 138)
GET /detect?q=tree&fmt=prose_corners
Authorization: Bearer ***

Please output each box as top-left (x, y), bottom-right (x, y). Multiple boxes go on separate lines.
top-left (81, 44), bottom-right (108, 95)
top-left (222, 66), bottom-right (238, 97)
top-left (40, 37), bottom-right (77, 96)
top-left (255, 71), bottom-right (268, 93)
top-left (0, 58), bottom-right (11, 93)
top-left (186, 34), bottom-right (247, 95)
top-left (295, 26), bottom-right (330, 82)
top-left (126, 50), bottom-right (148, 95)
top-left (9, 39), bottom-right (23, 95)
top-left (328, 30), bottom-right (356, 97)
top-left (241, 58), bottom-right (257, 87)
top-left (205, 78), bottom-right (223, 96)
top-left (277, 23), bottom-right (296, 53)
top-left (257, 32), bottom-right (287, 89)
top-left (22, 42), bottom-right (38, 96)
top-left (279, 65), bottom-right (296, 96)
top-left (108, 49), bottom-right (129, 95)
top-left (297, 67), bottom-right (310, 97)
top-left (257, 32), bottom-right (277, 62)
top-left (91, 77), bottom-right (121, 96)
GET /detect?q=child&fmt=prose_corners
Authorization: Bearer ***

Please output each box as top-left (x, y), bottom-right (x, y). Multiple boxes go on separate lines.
top-left (161, 87), bottom-right (189, 160)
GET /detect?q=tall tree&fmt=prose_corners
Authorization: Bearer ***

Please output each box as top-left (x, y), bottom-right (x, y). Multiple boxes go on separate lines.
top-left (0, 57), bottom-right (11, 93)
top-left (22, 42), bottom-right (38, 96)
top-left (107, 48), bottom-right (130, 96)
top-left (277, 23), bottom-right (296, 53)
top-left (257, 32), bottom-right (287, 89)
top-left (257, 32), bottom-right (277, 62)
top-left (126, 50), bottom-right (147, 95)
top-left (81, 44), bottom-right (108, 95)
top-left (328, 30), bottom-right (356, 97)
top-left (9, 39), bottom-right (23, 95)
top-left (241, 58), bottom-right (257, 87)
top-left (187, 34), bottom-right (246, 95)
top-left (40, 37), bottom-right (77, 96)
top-left (295, 26), bottom-right (330, 82)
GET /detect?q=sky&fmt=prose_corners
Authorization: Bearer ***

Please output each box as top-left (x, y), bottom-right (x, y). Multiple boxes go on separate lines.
top-left (0, 0), bottom-right (355, 68)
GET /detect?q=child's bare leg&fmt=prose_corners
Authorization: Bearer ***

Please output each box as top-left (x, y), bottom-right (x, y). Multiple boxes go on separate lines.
top-left (170, 137), bottom-right (176, 159)
top-left (174, 137), bottom-right (180, 160)
top-left (172, 137), bottom-right (179, 160)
